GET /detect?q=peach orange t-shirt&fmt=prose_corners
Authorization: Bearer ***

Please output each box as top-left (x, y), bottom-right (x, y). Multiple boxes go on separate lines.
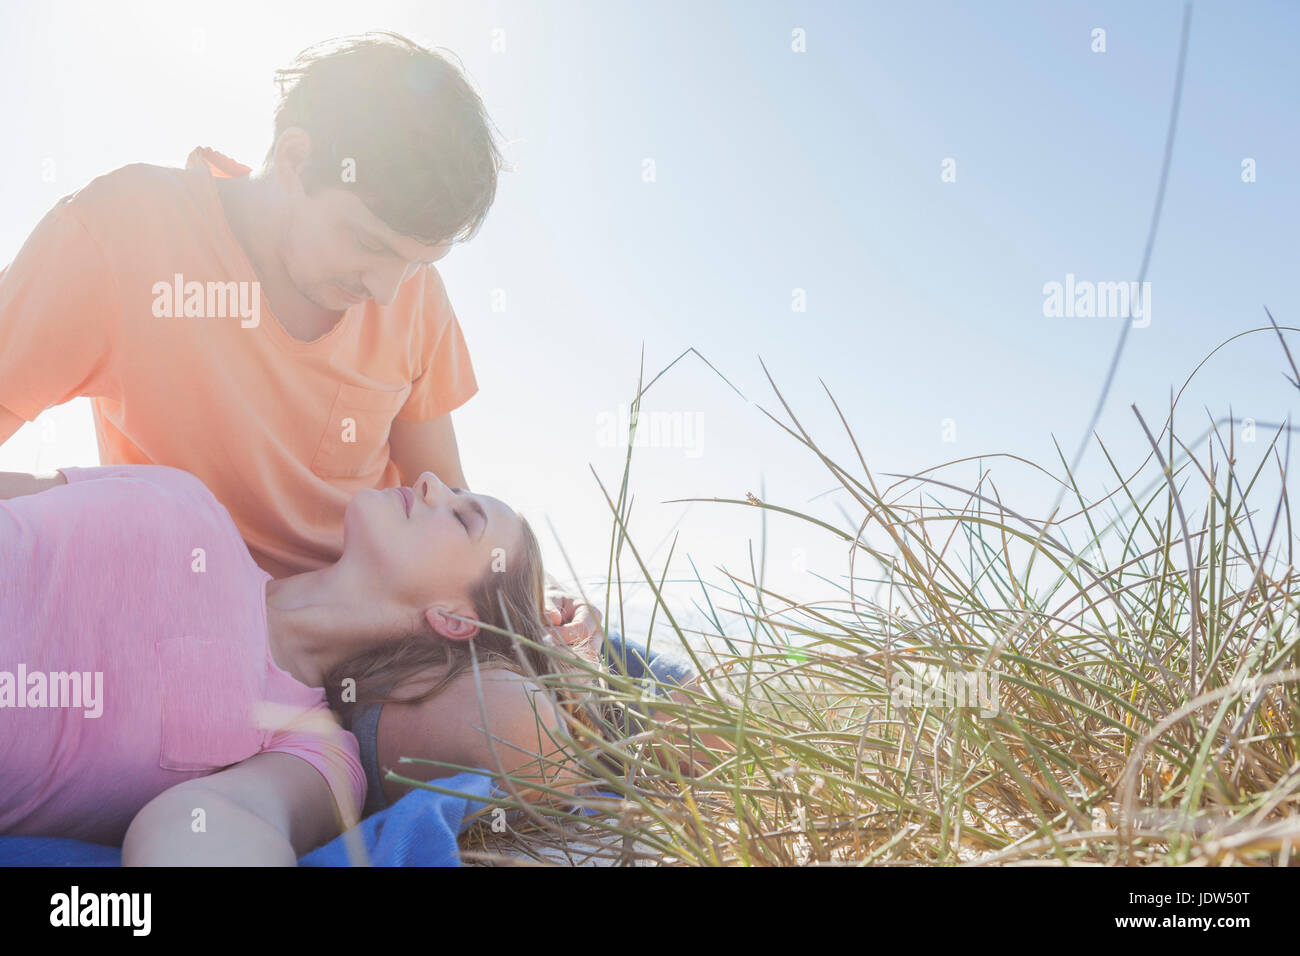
top-left (0, 147), bottom-right (478, 576)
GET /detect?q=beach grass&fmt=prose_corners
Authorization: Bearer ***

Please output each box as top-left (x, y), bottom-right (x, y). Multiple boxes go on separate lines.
top-left (437, 331), bottom-right (1300, 866)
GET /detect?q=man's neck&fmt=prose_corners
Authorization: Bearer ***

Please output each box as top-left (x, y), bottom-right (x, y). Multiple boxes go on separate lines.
top-left (214, 176), bottom-right (346, 343)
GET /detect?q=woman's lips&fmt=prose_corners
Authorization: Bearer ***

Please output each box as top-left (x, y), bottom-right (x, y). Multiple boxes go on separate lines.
top-left (395, 486), bottom-right (414, 516)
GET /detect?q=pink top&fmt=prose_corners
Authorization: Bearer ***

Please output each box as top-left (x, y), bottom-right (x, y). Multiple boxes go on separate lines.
top-left (0, 464), bottom-right (366, 846)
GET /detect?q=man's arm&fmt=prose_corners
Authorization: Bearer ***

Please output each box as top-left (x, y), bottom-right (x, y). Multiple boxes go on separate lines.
top-left (121, 751), bottom-right (342, 866)
top-left (0, 202), bottom-right (119, 432)
top-left (388, 413), bottom-right (467, 490)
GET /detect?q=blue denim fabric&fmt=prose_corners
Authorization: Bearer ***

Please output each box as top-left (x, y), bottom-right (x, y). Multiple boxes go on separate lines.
top-left (602, 630), bottom-right (696, 687)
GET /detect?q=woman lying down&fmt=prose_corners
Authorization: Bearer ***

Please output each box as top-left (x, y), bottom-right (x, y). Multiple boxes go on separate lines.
top-left (0, 463), bottom-right (615, 865)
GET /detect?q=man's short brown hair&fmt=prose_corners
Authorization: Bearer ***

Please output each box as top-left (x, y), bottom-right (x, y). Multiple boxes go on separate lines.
top-left (267, 32), bottom-right (506, 245)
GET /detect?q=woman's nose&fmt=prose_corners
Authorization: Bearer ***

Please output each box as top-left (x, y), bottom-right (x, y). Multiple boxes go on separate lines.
top-left (415, 471), bottom-right (449, 504)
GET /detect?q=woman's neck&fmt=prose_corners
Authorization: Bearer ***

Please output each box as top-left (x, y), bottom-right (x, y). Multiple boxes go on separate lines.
top-left (263, 565), bottom-right (410, 690)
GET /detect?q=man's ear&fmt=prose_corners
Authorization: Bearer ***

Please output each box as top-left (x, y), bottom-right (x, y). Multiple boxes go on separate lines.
top-left (272, 128), bottom-right (312, 193)
top-left (425, 602), bottom-right (479, 642)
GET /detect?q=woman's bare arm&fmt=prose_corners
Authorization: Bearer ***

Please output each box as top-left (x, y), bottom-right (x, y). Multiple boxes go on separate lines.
top-left (121, 751), bottom-right (342, 866)
top-left (641, 678), bottom-right (741, 774)
top-left (0, 470), bottom-right (65, 499)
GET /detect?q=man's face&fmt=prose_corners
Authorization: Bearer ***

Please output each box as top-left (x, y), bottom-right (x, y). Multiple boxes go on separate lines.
top-left (280, 185), bottom-right (452, 310)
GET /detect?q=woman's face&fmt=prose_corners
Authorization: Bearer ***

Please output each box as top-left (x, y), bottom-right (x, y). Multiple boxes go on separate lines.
top-left (341, 471), bottom-right (525, 623)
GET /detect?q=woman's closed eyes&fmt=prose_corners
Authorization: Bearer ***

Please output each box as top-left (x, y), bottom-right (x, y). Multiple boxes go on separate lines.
top-left (450, 489), bottom-right (487, 541)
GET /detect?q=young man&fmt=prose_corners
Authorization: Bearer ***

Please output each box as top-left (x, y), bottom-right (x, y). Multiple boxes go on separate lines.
top-left (0, 32), bottom-right (595, 642)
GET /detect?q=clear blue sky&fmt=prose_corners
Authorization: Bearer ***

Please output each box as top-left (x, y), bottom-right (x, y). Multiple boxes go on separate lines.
top-left (2, 0), bottom-right (1297, 619)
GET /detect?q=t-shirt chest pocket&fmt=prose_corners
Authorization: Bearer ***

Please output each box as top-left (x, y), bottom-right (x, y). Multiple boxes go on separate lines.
top-left (156, 637), bottom-right (263, 772)
top-left (311, 382), bottom-right (410, 479)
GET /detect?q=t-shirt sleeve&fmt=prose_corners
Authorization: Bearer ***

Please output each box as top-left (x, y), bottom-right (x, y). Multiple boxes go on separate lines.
top-left (260, 702), bottom-right (368, 832)
top-left (0, 199), bottom-right (119, 422)
top-left (395, 266), bottom-right (478, 422)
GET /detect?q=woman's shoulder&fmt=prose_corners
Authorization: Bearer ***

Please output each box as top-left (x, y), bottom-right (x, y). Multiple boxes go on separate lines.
top-left (55, 464), bottom-right (225, 516)
top-left (48, 468), bottom-right (261, 587)
top-left (59, 463), bottom-right (210, 494)
top-left (383, 666), bottom-right (566, 754)
top-left (371, 665), bottom-right (577, 807)
top-left (58, 463), bottom-right (246, 544)
top-left (385, 666), bottom-right (552, 716)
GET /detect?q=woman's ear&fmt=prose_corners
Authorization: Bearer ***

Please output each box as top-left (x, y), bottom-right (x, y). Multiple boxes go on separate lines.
top-left (425, 602), bottom-right (479, 642)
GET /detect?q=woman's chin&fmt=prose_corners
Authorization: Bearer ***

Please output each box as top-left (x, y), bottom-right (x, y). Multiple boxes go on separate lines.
top-left (339, 491), bottom-right (383, 549)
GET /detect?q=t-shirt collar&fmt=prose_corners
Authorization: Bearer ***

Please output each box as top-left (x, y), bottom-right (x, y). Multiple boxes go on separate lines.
top-left (187, 145), bottom-right (252, 179)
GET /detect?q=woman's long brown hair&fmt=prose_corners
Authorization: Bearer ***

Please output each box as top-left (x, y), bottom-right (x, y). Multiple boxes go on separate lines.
top-left (323, 514), bottom-right (600, 731)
